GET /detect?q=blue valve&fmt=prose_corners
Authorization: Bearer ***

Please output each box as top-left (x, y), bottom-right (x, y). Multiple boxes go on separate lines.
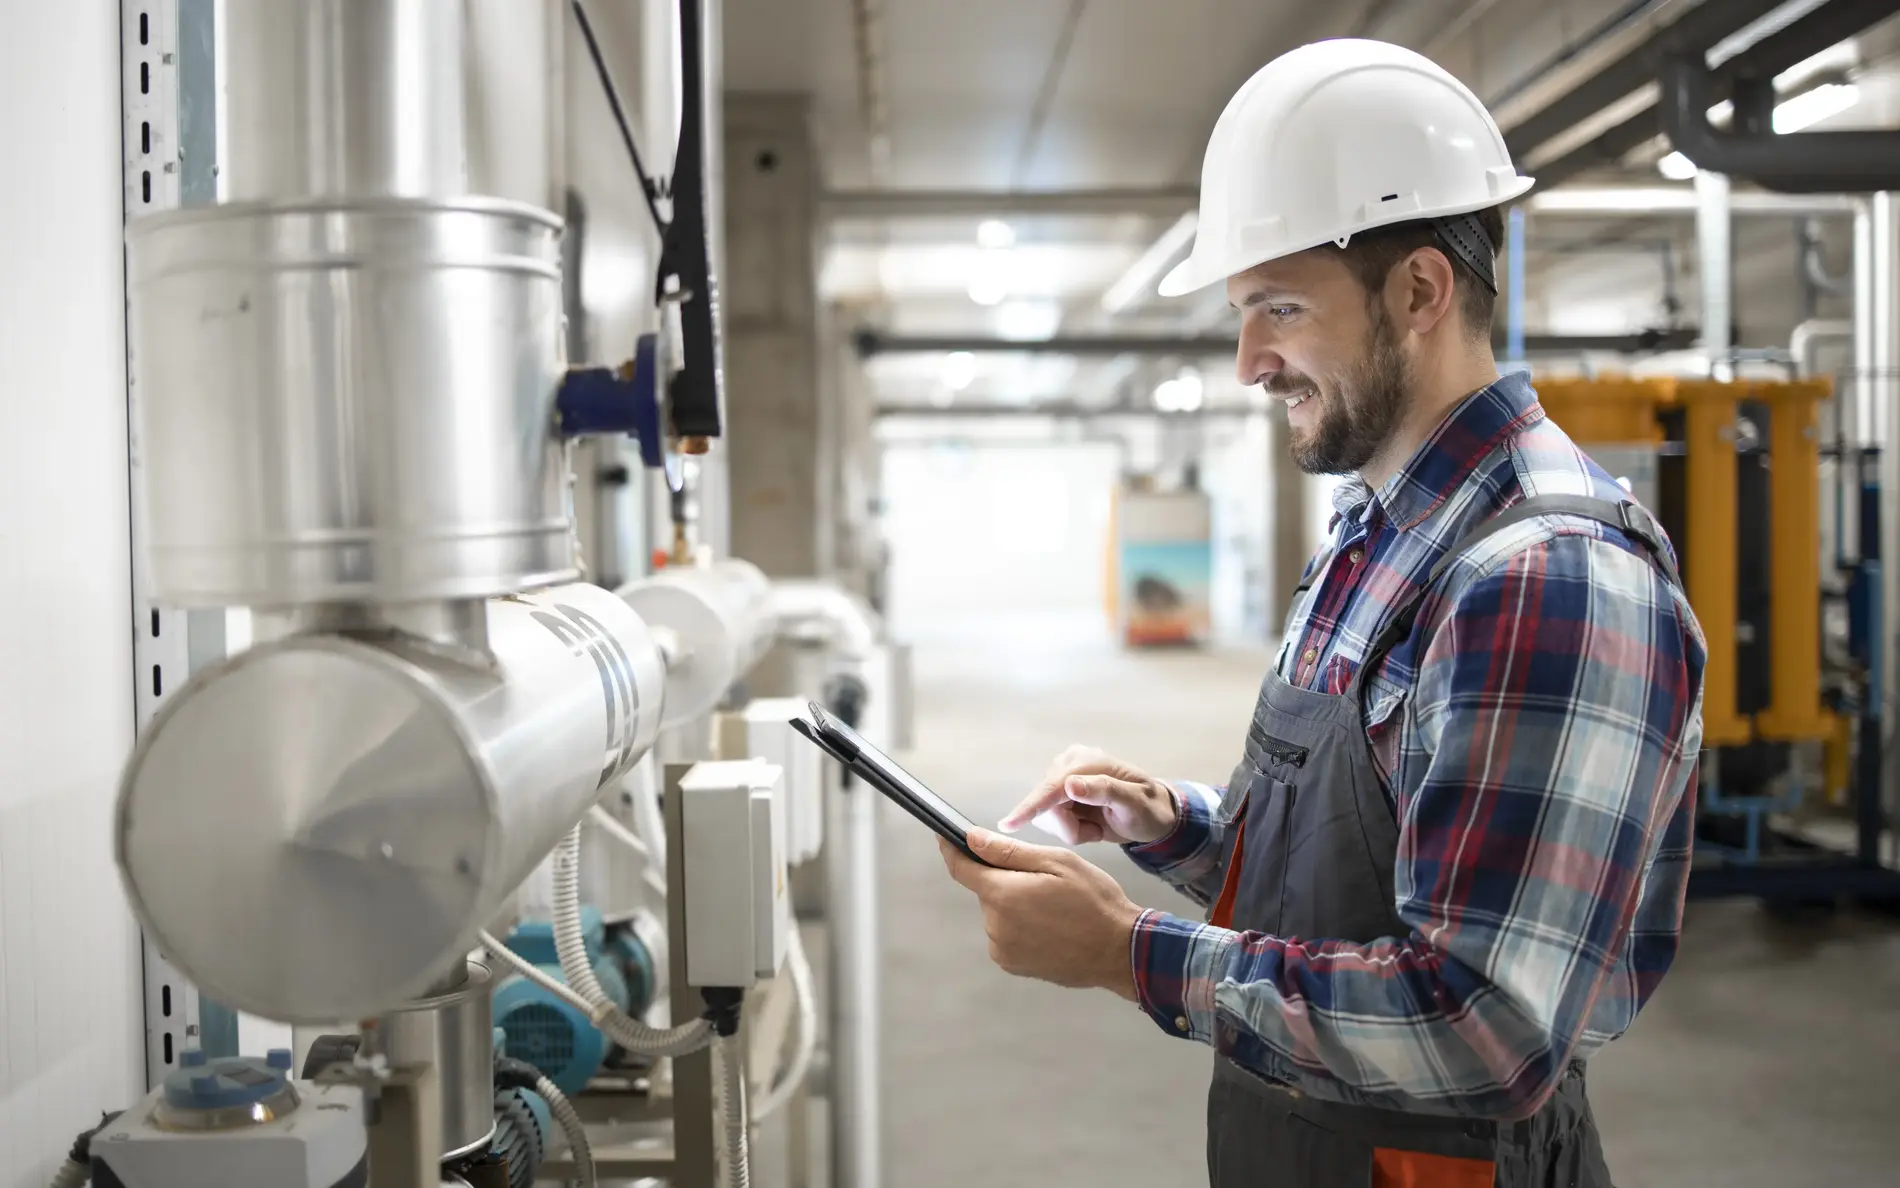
top-left (555, 335), bottom-right (662, 458)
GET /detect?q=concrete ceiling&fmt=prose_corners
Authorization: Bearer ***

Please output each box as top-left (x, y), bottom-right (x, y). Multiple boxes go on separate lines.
top-left (571, 1), bottom-right (1900, 410)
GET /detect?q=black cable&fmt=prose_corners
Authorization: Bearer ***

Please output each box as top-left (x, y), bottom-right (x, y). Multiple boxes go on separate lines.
top-left (568, 0), bottom-right (669, 237)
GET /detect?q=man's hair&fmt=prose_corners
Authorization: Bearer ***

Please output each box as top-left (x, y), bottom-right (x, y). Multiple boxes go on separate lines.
top-left (1327, 205), bottom-right (1505, 343)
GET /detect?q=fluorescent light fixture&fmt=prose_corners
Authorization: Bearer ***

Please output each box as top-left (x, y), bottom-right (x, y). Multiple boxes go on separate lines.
top-left (977, 219), bottom-right (1016, 250)
top-left (940, 351), bottom-right (977, 391)
top-left (994, 299), bottom-right (1062, 342)
top-left (968, 248), bottom-right (1012, 306)
top-left (1657, 151), bottom-right (1698, 181)
top-left (1773, 82), bottom-right (1858, 132)
top-left (1101, 212), bottom-right (1199, 314)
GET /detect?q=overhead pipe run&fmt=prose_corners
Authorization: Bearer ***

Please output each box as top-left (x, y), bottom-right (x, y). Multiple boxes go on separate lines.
top-left (1661, 54), bottom-right (1900, 193)
top-left (853, 328), bottom-right (1701, 358)
top-left (1504, 0), bottom-right (1892, 191)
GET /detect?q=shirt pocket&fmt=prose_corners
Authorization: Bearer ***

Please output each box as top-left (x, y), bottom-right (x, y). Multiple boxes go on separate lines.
top-left (1363, 671), bottom-right (1409, 740)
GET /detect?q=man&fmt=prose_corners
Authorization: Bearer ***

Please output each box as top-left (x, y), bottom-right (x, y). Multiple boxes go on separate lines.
top-left (939, 38), bottom-right (1706, 1188)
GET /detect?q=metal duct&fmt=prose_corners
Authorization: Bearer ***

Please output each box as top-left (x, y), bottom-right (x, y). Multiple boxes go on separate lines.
top-left (1661, 54), bottom-right (1900, 193)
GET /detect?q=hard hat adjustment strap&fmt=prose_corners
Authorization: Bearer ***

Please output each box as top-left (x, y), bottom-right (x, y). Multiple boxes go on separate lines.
top-left (1428, 212), bottom-right (1498, 295)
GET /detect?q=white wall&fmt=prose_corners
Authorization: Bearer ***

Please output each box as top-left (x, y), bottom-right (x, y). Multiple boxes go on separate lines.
top-left (880, 441), bottom-right (1119, 634)
top-left (0, 5), bottom-right (146, 1183)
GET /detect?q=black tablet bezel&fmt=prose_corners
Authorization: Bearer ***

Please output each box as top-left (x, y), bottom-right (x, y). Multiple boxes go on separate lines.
top-left (792, 707), bottom-right (995, 867)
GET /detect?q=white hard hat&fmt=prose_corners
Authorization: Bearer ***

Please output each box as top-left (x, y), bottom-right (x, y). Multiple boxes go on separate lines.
top-left (1159, 39), bottom-right (1535, 297)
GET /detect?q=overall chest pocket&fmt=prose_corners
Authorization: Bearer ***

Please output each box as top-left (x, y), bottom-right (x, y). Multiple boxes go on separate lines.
top-left (1228, 725), bottom-right (1307, 934)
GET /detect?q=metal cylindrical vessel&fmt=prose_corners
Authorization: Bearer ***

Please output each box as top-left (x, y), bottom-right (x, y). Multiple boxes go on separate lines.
top-left (619, 560), bottom-right (773, 723)
top-left (369, 961), bottom-right (498, 1161)
top-left (126, 199), bottom-right (571, 607)
top-left (116, 583), bottom-right (667, 1022)
top-left (222, 0), bottom-right (564, 209)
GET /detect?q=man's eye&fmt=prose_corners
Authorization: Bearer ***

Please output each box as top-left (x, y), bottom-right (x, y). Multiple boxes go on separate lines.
top-left (1269, 305), bottom-right (1300, 319)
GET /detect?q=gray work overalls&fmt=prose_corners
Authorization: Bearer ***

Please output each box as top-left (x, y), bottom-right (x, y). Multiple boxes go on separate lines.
top-left (1207, 494), bottom-right (1681, 1188)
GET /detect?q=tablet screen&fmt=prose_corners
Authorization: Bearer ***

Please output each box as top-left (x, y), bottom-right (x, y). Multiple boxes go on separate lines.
top-left (809, 705), bottom-right (980, 833)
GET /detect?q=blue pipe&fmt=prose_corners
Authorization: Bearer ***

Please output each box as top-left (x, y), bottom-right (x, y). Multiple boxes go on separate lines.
top-left (1506, 206), bottom-right (1526, 366)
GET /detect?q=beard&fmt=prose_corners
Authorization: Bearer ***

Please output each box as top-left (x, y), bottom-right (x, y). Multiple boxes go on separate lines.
top-left (1268, 303), bottom-right (1411, 476)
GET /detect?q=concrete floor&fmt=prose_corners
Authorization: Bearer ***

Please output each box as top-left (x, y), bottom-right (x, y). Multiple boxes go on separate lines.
top-left (880, 611), bottom-right (1900, 1188)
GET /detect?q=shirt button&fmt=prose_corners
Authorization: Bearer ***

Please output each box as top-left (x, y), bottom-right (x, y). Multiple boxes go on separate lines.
top-left (1347, 547), bottom-right (1364, 565)
top-left (1301, 647), bottom-right (1318, 664)
top-left (1174, 1016), bottom-right (1190, 1032)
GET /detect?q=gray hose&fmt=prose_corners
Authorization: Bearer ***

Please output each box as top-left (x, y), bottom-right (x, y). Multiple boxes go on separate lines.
top-left (48, 1160), bottom-right (89, 1188)
top-left (714, 1033), bottom-right (752, 1188)
top-left (535, 1072), bottom-right (598, 1188)
top-left (551, 826), bottom-right (713, 1057)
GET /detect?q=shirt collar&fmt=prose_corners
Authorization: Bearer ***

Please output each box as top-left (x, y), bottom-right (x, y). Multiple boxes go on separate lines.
top-left (1330, 371), bottom-right (1544, 534)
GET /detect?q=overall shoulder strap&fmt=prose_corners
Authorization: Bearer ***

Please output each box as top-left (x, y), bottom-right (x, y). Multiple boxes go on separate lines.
top-left (1359, 493), bottom-right (1680, 679)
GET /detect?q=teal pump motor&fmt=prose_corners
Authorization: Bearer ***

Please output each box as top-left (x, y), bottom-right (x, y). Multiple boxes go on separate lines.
top-left (490, 906), bottom-right (656, 1095)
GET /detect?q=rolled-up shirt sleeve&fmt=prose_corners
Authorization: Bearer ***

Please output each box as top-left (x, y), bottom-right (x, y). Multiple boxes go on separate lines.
top-left (1123, 780), bottom-right (1228, 907)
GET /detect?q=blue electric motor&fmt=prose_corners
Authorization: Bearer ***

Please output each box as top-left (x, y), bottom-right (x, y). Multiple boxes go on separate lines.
top-left (491, 906), bottom-right (656, 1096)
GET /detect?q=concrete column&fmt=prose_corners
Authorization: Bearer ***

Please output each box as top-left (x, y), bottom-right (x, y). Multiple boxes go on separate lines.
top-left (723, 93), bottom-right (826, 578)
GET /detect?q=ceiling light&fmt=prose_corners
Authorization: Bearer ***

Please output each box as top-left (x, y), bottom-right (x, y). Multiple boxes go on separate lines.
top-left (968, 248), bottom-right (1013, 306)
top-left (940, 351), bottom-right (977, 391)
top-left (977, 219), bottom-right (1016, 250)
top-left (1657, 151), bottom-right (1697, 181)
top-left (994, 300), bottom-right (1062, 342)
top-left (1101, 212), bottom-right (1199, 315)
top-left (1773, 82), bottom-right (1859, 133)
top-left (1153, 369), bottom-right (1204, 413)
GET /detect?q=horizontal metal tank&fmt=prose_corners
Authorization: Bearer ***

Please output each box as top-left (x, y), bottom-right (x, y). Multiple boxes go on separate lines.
top-left (116, 583), bottom-right (666, 1022)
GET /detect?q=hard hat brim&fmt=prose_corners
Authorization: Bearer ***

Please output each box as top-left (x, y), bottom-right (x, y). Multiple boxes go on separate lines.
top-left (1155, 176), bottom-right (1536, 298)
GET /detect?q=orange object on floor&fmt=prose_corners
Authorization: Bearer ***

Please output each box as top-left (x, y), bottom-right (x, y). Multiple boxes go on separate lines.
top-left (1372, 1148), bottom-right (1496, 1187)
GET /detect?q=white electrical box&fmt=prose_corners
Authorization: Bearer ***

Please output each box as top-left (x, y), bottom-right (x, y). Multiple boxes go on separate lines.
top-left (680, 759), bottom-right (789, 988)
top-left (740, 697), bottom-right (827, 865)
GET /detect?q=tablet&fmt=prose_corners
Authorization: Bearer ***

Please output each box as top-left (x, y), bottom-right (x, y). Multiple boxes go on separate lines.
top-left (792, 702), bottom-right (995, 866)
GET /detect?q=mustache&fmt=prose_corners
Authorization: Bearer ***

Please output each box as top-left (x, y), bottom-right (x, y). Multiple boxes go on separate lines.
top-left (1263, 373), bottom-right (1318, 398)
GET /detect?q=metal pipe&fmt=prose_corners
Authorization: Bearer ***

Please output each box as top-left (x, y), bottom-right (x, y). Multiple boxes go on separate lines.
top-left (1662, 53), bottom-right (1900, 194)
top-left (618, 559), bottom-right (775, 724)
top-left (1874, 194), bottom-right (1900, 824)
top-left (1528, 187), bottom-right (1859, 215)
top-left (822, 187), bottom-right (1199, 220)
top-left (854, 328), bottom-right (1701, 358)
top-left (116, 582), bottom-right (667, 1022)
top-left (770, 580), bottom-right (883, 658)
top-left (825, 747), bottom-right (882, 1188)
top-left (1791, 319), bottom-right (1853, 381)
top-left (1697, 169), bottom-right (1733, 380)
top-left (1507, 206), bottom-right (1526, 363)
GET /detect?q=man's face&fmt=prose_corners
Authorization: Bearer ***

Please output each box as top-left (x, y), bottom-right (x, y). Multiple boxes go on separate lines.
top-left (1227, 251), bottom-right (1412, 476)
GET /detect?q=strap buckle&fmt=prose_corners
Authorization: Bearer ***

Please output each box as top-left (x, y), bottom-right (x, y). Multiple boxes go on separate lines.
top-left (1616, 500), bottom-right (1664, 550)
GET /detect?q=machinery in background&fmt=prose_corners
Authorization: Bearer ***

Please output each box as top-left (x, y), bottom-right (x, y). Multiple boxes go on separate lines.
top-left (490, 909), bottom-right (657, 1096)
top-left (1539, 376), bottom-right (1900, 902)
top-left (88, 1051), bottom-right (370, 1188)
top-left (1106, 476), bottom-right (1214, 648)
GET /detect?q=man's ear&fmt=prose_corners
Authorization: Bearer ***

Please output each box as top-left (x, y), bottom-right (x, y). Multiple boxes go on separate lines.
top-left (1393, 246), bottom-right (1457, 336)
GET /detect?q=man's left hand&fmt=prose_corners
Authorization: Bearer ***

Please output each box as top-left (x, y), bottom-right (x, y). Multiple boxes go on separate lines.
top-left (939, 828), bottom-right (1144, 1001)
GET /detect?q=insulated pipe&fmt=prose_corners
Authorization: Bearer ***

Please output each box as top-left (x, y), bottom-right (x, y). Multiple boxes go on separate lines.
top-left (619, 559), bottom-right (775, 723)
top-left (116, 582), bottom-right (666, 1022)
top-left (770, 581), bottom-right (882, 658)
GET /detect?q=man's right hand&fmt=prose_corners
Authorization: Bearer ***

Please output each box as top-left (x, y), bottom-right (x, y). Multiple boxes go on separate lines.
top-left (998, 745), bottom-right (1179, 846)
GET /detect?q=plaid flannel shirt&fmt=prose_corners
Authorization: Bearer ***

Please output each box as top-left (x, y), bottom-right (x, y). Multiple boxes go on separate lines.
top-left (1125, 371), bottom-right (1706, 1119)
